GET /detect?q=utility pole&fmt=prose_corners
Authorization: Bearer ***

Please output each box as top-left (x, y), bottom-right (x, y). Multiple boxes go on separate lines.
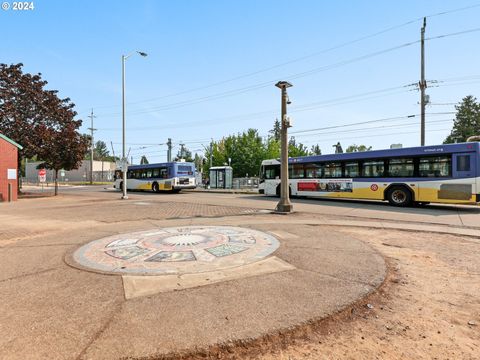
top-left (87, 109), bottom-right (97, 185)
top-left (209, 139), bottom-right (213, 168)
top-left (275, 81), bottom-right (293, 213)
top-left (420, 17), bottom-right (427, 146)
top-left (110, 141), bottom-right (116, 158)
top-left (179, 143), bottom-right (185, 160)
top-left (167, 138), bottom-right (172, 162)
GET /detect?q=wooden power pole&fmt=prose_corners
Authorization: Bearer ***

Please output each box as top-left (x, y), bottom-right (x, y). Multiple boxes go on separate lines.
top-left (420, 17), bottom-right (427, 146)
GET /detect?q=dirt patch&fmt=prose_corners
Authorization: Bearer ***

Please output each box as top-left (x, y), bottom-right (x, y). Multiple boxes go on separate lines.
top-left (254, 228), bottom-right (480, 360)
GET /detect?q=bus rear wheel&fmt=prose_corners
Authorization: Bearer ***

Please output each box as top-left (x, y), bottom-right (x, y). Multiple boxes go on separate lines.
top-left (387, 186), bottom-right (412, 207)
top-left (152, 182), bottom-right (160, 193)
top-left (119, 181), bottom-right (123, 191)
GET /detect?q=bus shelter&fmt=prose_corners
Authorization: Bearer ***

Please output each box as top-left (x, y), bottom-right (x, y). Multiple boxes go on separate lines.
top-left (209, 166), bottom-right (233, 189)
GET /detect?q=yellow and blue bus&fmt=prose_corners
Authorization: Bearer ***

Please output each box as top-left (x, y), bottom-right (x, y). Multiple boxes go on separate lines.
top-left (260, 142), bottom-right (480, 206)
top-left (114, 161), bottom-right (196, 193)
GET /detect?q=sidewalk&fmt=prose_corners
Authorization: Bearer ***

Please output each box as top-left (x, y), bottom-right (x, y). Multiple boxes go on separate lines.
top-left (0, 193), bottom-right (384, 360)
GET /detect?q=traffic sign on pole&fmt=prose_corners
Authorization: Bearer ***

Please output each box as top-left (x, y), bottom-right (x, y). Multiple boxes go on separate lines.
top-left (38, 169), bottom-right (47, 183)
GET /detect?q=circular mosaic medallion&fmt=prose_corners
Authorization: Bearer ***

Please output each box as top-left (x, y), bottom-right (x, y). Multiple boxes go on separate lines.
top-left (71, 226), bottom-right (280, 275)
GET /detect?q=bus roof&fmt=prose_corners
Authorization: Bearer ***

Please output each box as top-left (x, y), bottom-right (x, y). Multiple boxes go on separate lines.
top-left (127, 161), bottom-right (195, 170)
top-left (268, 142), bottom-right (480, 164)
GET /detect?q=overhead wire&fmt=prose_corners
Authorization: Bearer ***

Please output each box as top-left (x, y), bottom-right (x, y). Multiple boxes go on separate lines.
top-left (91, 25), bottom-right (480, 119)
top-left (81, 2), bottom-right (480, 113)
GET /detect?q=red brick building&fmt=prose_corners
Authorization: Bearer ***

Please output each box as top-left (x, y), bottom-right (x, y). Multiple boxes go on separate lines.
top-left (0, 133), bottom-right (23, 202)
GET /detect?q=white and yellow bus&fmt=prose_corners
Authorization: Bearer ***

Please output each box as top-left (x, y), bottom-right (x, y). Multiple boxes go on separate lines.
top-left (114, 161), bottom-right (196, 193)
top-left (259, 142), bottom-right (480, 206)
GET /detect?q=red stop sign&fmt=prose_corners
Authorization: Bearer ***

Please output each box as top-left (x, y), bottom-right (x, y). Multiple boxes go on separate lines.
top-left (38, 169), bottom-right (47, 176)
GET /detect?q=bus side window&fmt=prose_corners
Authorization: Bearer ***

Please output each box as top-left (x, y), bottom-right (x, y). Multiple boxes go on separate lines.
top-left (388, 158), bottom-right (414, 177)
top-left (292, 164), bottom-right (305, 178)
top-left (456, 155), bottom-right (470, 171)
top-left (324, 162), bottom-right (342, 178)
top-left (419, 156), bottom-right (451, 177)
top-left (362, 160), bottom-right (385, 177)
top-left (160, 167), bottom-right (168, 179)
top-left (345, 162), bottom-right (359, 177)
top-left (305, 163), bottom-right (322, 178)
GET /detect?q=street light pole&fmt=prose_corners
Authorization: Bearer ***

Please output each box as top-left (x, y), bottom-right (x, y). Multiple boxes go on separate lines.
top-left (121, 51), bottom-right (147, 200)
top-left (275, 81), bottom-right (293, 213)
top-left (87, 109), bottom-right (96, 185)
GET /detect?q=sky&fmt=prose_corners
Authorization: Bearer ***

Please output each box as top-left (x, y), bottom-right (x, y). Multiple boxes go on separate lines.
top-left (2, 0), bottom-right (480, 163)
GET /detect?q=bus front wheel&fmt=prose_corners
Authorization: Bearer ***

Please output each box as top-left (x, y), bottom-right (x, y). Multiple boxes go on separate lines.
top-left (387, 186), bottom-right (412, 207)
top-left (152, 182), bottom-right (160, 193)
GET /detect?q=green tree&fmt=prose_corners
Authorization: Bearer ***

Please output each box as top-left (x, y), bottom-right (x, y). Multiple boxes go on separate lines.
top-left (346, 144), bottom-right (372, 153)
top-left (309, 144), bottom-right (322, 155)
top-left (233, 129), bottom-right (265, 177)
top-left (85, 140), bottom-right (110, 161)
top-left (194, 153), bottom-right (203, 173)
top-left (140, 155), bottom-right (149, 164)
top-left (288, 137), bottom-right (309, 157)
top-left (444, 95), bottom-right (480, 143)
top-left (265, 137), bottom-right (280, 160)
top-left (94, 140), bottom-right (109, 160)
top-left (269, 118), bottom-right (281, 141)
top-left (204, 129), bottom-right (266, 177)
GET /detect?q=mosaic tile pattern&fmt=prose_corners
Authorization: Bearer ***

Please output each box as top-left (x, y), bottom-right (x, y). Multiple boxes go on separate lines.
top-left (72, 226), bottom-right (280, 275)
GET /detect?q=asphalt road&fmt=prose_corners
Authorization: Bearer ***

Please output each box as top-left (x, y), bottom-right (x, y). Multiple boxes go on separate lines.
top-left (25, 185), bottom-right (480, 229)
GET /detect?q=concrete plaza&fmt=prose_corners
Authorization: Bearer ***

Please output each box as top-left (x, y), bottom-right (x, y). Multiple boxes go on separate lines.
top-left (1, 186), bottom-right (478, 359)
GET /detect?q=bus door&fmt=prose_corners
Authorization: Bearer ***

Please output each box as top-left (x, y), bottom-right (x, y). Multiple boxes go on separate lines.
top-left (453, 153), bottom-right (476, 194)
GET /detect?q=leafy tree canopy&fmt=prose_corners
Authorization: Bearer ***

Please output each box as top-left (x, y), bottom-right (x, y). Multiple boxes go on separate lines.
top-left (310, 144), bottom-right (322, 155)
top-left (444, 95), bottom-right (480, 144)
top-left (346, 144), bottom-right (372, 153)
top-left (202, 120), bottom-right (323, 178)
top-left (85, 140), bottom-right (116, 161)
top-left (288, 137), bottom-right (309, 157)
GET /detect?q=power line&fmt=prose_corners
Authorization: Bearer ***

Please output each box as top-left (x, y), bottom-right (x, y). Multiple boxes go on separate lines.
top-left (290, 112), bottom-right (454, 135)
top-left (93, 76), bottom-right (468, 134)
top-left (82, 2), bottom-right (480, 114)
top-left (301, 128), bottom-right (451, 144)
top-left (293, 118), bottom-right (453, 139)
top-left (91, 25), bottom-right (480, 119)
top-left (120, 115), bottom-right (453, 150)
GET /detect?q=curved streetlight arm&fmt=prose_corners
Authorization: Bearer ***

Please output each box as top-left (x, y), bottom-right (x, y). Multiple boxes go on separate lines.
top-left (123, 51), bottom-right (148, 60)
